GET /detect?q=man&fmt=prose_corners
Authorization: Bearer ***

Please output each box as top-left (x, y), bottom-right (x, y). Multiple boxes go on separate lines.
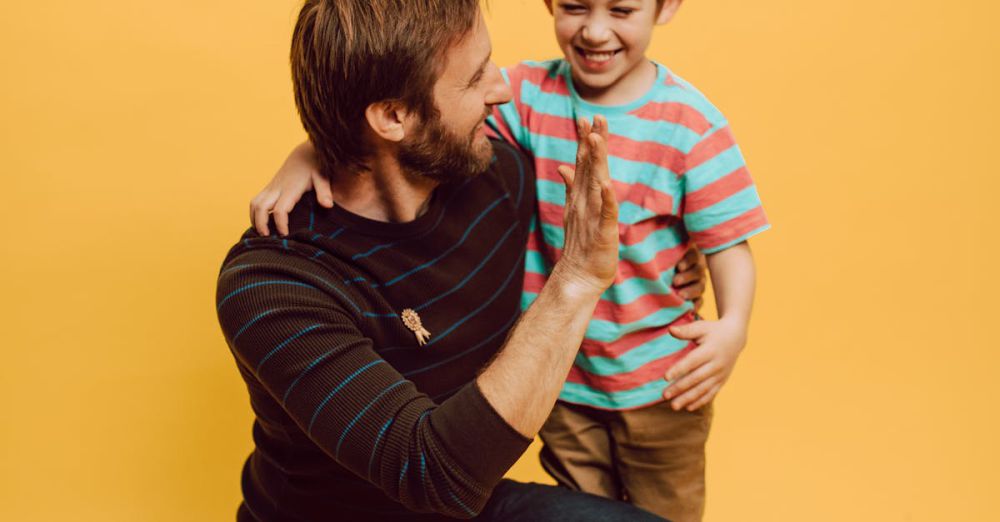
top-left (217, 1), bottom-right (703, 519)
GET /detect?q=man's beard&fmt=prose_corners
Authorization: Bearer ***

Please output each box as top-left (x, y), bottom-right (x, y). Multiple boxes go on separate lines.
top-left (398, 111), bottom-right (493, 183)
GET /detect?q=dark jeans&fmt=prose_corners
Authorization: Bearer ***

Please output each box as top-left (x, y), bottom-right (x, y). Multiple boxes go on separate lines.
top-left (476, 480), bottom-right (669, 521)
top-left (237, 479), bottom-right (668, 521)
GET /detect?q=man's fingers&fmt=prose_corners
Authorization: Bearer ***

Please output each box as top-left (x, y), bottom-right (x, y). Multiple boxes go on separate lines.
top-left (600, 181), bottom-right (619, 224)
top-left (676, 279), bottom-right (707, 301)
top-left (686, 385), bottom-right (720, 411)
top-left (312, 171), bottom-right (334, 208)
top-left (673, 268), bottom-right (701, 287)
top-left (557, 165), bottom-right (576, 189)
top-left (676, 246), bottom-right (700, 272)
top-left (592, 114), bottom-right (608, 140)
top-left (587, 133), bottom-right (609, 188)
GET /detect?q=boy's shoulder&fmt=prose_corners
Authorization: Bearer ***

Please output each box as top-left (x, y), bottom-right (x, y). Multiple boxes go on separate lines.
top-left (501, 58), bottom-right (569, 93)
top-left (645, 64), bottom-right (730, 133)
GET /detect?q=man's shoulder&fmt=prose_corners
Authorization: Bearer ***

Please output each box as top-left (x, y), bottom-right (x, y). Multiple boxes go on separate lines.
top-left (486, 139), bottom-right (534, 204)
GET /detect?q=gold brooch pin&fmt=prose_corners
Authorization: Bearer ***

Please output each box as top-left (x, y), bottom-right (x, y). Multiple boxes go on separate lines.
top-left (401, 308), bottom-right (431, 346)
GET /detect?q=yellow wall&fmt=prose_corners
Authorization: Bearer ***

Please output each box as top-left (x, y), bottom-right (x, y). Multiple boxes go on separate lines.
top-left (2, 0), bottom-right (998, 520)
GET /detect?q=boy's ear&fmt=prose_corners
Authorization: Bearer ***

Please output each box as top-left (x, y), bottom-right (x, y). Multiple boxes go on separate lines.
top-left (364, 101), bottom-right (410, 143)
top-left (542, 0), bottom-right (553, 15)
top-left (656, 0), bottom-right (683, 25)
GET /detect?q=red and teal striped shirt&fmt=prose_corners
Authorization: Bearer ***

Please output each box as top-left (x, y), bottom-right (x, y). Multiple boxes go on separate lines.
top-left (488, 59), bottom-right (770, 410)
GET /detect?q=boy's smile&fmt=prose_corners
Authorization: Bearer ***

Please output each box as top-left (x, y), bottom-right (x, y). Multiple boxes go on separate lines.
top-left (548, 0), bottom-right (680, 104)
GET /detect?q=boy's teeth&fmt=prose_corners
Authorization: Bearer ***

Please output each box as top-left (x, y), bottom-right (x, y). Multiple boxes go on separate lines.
top-left (584, 50), bottom-right (615, 62)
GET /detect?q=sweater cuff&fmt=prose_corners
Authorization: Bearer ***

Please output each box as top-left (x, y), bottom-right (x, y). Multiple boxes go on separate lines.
top-left (430, 381), bottom-right (533, 488)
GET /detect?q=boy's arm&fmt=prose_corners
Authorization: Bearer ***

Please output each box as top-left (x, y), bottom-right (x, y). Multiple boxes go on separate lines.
top-left (663, 242), bottom-right (756, 411)
top-left (250, 140), bottom-right (332, 236)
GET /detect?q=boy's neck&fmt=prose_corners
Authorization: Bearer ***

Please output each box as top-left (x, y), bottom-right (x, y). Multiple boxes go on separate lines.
top-left (573, 58), bottom-right (658, 107)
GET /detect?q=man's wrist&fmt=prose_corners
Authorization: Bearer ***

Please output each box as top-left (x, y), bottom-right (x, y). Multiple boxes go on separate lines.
top-left (548, 264), bottom-right (608, 303)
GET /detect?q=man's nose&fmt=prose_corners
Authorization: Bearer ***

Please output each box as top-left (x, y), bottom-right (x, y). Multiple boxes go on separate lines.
top-left (484, 63), bottom-right (512, 106)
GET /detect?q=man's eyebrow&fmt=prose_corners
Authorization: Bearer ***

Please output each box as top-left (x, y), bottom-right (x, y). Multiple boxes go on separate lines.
top-left (468, 51), bottom-right (492, 85)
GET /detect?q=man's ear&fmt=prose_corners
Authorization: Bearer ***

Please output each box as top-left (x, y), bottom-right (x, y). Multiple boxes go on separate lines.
top-left (656, 0), bottom-right (683, 25)
top-left (365, 101), bottom-right (410, 143)
top-left (542, 0), bottom-right (553, 15)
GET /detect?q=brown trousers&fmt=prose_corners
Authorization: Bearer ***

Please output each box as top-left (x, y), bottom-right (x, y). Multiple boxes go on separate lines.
top-left (538, 400), bottom-right (713, 522)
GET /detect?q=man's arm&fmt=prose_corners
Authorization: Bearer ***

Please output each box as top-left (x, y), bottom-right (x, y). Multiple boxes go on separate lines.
top-left (219, 116), bottom-right (618, 518)
top-left (478, 115), bottom-right (618, 437)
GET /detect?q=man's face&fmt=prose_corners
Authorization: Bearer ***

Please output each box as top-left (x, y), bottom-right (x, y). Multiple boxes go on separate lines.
top-left (399, 14), bottom-right (512, 182)
top-left (550, 0), bottom-right (662, 93)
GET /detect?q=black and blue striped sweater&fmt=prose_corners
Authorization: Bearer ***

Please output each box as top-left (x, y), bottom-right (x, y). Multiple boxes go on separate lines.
top-left (216, 141), bottom-right (538, 520)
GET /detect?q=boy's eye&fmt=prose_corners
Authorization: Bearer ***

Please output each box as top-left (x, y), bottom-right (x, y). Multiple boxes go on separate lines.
top-left (611, 7), bottom-right (636, 16)
top-left (559, 3), bottom-right (586, 13)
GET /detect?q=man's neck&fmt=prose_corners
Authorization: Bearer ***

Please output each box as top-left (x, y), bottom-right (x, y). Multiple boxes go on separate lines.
top-left (328, 151), bottom-right (438, 223)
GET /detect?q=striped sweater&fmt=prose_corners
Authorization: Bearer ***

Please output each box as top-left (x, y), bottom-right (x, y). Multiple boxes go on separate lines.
top-left (488, 59), bottom-right (770, 410)
top-left (216, 140), bottom-right (535, 520)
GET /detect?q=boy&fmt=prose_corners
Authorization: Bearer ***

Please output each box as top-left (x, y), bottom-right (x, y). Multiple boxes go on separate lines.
top-left (252, 1), bottom-right (767, 520)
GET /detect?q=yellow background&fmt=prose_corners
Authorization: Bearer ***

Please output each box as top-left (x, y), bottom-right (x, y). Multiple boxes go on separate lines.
top-left (2, 0), bottom-right (998, 520)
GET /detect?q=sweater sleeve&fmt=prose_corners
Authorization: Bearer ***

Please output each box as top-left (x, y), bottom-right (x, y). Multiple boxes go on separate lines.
top-left (216, 249), bottom-right (531, 518)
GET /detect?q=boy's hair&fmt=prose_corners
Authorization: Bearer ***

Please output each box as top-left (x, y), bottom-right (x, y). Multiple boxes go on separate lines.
top-left (290, 0), bottom-right (481, 174)
top-left (545, 0), bottom-right (670, 12)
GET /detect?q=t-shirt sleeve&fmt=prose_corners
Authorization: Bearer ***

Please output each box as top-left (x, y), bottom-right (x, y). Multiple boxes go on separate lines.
top-left (485, 66), bottom-right (531, 150)
top-left (216, 249), bottom-right (531, 518)
top-left (682, 123), bottom-right (770, 254)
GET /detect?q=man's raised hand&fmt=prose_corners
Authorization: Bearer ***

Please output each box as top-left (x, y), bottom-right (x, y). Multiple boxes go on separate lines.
top-left (551, 115), bottom-right (619, 295)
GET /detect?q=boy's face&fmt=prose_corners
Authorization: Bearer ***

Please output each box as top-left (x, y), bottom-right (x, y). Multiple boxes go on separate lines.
top-left (547, 0), bottom-right (675, 93)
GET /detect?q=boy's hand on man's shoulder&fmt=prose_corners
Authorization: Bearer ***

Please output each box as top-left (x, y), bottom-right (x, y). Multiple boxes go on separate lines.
top-left (662, 317), bottom-right (748, 411)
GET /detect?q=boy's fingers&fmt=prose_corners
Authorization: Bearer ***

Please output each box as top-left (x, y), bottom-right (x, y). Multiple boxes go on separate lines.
top-left (252, 191), bottom-right (280, 236)
top-left (692, 297), bottom-right (705, 313)
top-left (273, 192), bottom-right (303, 237)
top-left (663, 361), bottom-right (714, 400)
top-left (671, 375), bottom-right (718, 411)
top-left (668, 321), bottom-right (709, 342)
top-left (687, 385), bottom-right (720, 411)
top-left (313, 172), bottom-right (334, 208)
top-left (665, 345), bottom-right (712, 382)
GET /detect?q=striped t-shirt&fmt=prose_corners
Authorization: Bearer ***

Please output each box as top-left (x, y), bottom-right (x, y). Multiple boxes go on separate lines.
top-left (488, 59), bottom-right (770, 410)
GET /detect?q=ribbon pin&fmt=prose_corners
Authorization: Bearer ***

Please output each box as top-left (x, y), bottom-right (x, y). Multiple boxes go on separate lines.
top-left (401, 308), bottom-right (431, 346)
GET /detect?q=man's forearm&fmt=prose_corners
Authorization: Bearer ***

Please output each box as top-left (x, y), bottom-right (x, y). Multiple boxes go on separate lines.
top-left (476, 267), bottom-right (603, 438)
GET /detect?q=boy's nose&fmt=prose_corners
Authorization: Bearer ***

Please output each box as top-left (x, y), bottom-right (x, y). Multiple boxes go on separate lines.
top-left (581, 19), bottom-right (612, 46)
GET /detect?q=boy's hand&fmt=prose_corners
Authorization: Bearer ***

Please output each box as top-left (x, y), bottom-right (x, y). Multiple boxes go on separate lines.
top-left (662, 318), bottom-right (747, 411)
top-left (673, 246), bottom-right (707, 312)
top-left (250, 142), bottom-right (332, 236)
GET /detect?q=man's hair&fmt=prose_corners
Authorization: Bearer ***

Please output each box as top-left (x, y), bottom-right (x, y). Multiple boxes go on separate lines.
top-left (290, 0), bottom-right (482, 175)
